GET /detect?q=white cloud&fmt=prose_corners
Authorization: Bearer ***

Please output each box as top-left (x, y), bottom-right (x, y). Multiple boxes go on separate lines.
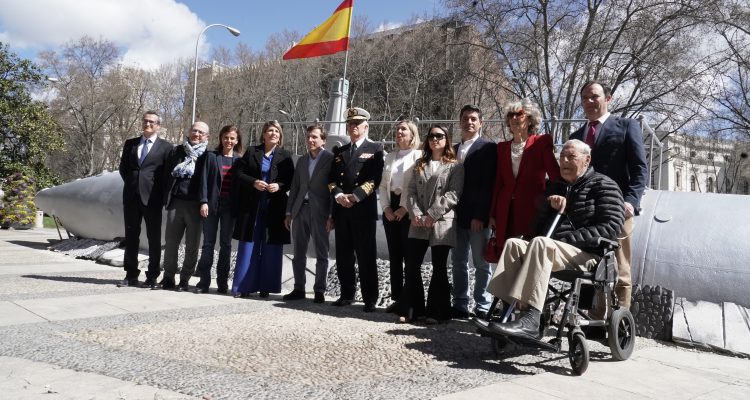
top-left (0, 0), bottom-right (206, 69)
top-left (374, 21), bottom-right (404, 33)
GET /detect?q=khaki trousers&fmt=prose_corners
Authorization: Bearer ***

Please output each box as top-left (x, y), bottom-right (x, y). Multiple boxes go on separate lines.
top-left (486, 237), bottom-right (599, 311)
top-left (615, 216), bottom-right (634, 308)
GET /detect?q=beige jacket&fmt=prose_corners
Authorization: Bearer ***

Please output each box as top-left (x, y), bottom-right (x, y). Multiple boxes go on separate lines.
top-left (406, 161), bottom-right (464, 246)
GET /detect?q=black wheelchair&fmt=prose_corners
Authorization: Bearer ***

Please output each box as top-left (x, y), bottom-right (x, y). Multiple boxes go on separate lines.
top-left (473, 237), bottom-right (636, 375)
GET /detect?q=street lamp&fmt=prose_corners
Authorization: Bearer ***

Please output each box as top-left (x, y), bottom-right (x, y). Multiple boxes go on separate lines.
top-left (278, 109), bottom-right (299, 155)
top-left (192, 23), bottom-right (241, 124)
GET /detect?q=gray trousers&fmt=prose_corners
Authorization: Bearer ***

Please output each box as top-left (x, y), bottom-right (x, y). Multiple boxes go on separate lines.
top-left (163, 198), bottom-right (202, 282)
top-left (291, 203), bottom-right (330, 294)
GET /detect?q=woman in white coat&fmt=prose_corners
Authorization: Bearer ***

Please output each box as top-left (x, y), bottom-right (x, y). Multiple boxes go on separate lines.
top-left (379, 119), bottom-right (421, 312)
top-left (397, 125), bottom-right (463, 323)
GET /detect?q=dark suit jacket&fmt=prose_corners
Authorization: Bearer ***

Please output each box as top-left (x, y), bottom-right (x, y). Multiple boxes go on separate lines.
top-left (287, 149), bottom-right (334, 219)
top-left (454, 136), bottom-right (497, 229)
top-left (489, 133), bottom-right (560, 248)
top-left (571, 115), bottom-right (648, 212)
top-left (163, 145), bottom-right (208, 208)
top-left (119, 135), bottom-right (172, 207)
top-left (328, 139), bottom-right (385, 221)
top-left (199, 150), bottom-right (241, 214)
top-left (232, 145), bottom-right (294, 244)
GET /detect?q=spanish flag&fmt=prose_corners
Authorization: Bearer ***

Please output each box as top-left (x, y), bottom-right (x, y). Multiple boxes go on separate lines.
top-left (282, 0), bottom-right (353, 60)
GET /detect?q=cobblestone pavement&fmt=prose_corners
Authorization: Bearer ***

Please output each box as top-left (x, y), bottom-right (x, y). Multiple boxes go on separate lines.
top-left (3, 228), bottom-right (744, 400)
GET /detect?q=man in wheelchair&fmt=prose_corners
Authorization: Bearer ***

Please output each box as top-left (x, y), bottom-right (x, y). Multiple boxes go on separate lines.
top-left (484, 139), bottom-right (624, 340)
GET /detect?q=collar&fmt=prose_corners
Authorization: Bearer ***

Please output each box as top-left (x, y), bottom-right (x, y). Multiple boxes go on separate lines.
top-left (352, 136), bottom-right (367, 148)
top-left (141, 134), bottom-right (158, 143)
top-left (460, 133), bottom-right (479, 145)
top-left (591, 112), bottom-right (611, 127)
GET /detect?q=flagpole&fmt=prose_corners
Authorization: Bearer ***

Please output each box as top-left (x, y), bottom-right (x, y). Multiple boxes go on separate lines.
top-left (341, 1), bottom-right (354, 83)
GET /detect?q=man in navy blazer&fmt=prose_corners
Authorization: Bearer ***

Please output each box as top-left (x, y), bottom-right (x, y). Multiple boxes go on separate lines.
top-left (570, 80), bottom-right (648, 312)
top-left (283, 125), bottom-right (334, 303)
top-left (118, 111), bottom-right (173, 288)
top-left (452, 104), bottom-right (497, 319)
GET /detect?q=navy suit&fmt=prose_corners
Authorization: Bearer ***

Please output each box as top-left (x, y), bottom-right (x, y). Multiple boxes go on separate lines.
top-left (328, 139), bottom-right (384, 304)
top-left (118, 135), bottom-right (172, 281)
top-left (571, 114), bottom-right (648, 308)
top-left (452, 136), bottom-right (497, 314)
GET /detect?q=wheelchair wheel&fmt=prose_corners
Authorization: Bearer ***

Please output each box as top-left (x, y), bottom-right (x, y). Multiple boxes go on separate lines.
top-left (491, 337), bottom-right (509, 356)
top-left (568, 332), bottom-right (589, 375)
top-left (608, 307), bottom-right (636, 361)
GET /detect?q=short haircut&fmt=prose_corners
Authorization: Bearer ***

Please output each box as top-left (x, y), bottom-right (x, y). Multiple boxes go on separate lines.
top-left (563, 139), bottom-right (591, 156)
top-left (504, 98), bottom-right (543, 134)
top-left (143, 110), bottom-right (161, 124)
top-left (579, 80), bottom-right (612, 97)
top-left (306, 124), bottom-right (327, 140)
top-left (261, 120), bottom-right (284, 146)
top-left (396, 119), bottom-right (421, 149)
top-left (216, 124), bottom-right (244, 154)
top-left (459, 104), bottom-right (482, 120)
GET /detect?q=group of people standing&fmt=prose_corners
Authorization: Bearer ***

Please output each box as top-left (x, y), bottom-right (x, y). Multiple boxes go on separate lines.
top-left (116, 79), bottom-right (647, 331)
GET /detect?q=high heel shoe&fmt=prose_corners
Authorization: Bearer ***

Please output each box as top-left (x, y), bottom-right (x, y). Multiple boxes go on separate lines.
top-left (259, 291), bottom-right (269, 298)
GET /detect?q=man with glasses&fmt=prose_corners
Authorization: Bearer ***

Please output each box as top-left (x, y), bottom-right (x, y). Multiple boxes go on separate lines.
top-left (328, 107), bottom-right (384, 312)
top-left (118, 111), bottom-right (172, 288)
top-left (160, 121), bottom-right (211, 291)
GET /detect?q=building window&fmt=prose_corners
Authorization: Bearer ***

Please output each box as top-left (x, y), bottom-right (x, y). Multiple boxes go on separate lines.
top-left (675, 170), bottom-right (681, 188)
top-left (690, 176), bottom-right (696, 191)
top-left (707, 177), bottom-right (714, 192)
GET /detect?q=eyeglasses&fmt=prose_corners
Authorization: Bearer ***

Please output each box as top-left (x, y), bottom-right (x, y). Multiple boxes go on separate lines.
top-left (427, 133), bottom-right (446, 141)
top-left (142, 119), bottom-right (159, 125)
top-left (506, 109), bottom-right (526, 119)
top-left (191, 128), bottom-right (206, 135)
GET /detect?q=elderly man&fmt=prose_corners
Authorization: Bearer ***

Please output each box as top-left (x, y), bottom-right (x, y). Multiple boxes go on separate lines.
top-left (160, 121), bottom-right (210, 291)
top-left (118, 111), bottom-right (172, 288)
top-left (328, 107), bottom-right (385, 312)
top-left (485, 139), bottom-right (624, 339)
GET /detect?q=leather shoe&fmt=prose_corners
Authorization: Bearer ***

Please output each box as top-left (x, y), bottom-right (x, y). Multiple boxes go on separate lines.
top-left (283, 289), bottom-right (306, 300)
top-left (474, 309), bottom-right (489, 320)
top-left (363, 302), bottom-right (376, 312)
top-left (117, 278), bottom-right (138, 287)
top-left (488, 309), bottom-right (542, 340)
top-left (176, 281), bottom-right (189, 292)
top-left (313, 292), bottom-right (325, 303)
top-left (217, 286), bottom-right (228, 294)
top-left (385, 302), bottom-right (400, 314)
top-left (259, 291), bottom-right (270, 298)
top-left (141, 278), bottom-right (157, 289)
top-left (193, 287), bottom-right (209, 294)
top-left (331, 297), bottom-right (354, 307)
top-left (160, 278), bottom-right (176, 290)
top-left (450, 308), bottom-right (471, 319)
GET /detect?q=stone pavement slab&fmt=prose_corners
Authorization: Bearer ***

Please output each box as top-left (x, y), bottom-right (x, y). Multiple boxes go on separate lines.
top-left (724, 302), bottom-right (750, 355)
top-left (0, 301), bottom-right (46, 326)
top-left (0, 356), bottom-right (190, 400)
top-left (673, 299), bottom-right (750, 356)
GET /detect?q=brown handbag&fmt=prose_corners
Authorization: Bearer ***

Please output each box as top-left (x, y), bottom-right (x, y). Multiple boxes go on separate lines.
top-left (484, 229), bottom-right (501, 263)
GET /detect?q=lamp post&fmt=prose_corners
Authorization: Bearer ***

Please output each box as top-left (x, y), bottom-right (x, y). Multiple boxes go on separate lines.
top-left (278, 109), bottom-right (299, 155)
top-left (192, 23), bottom-right (240, 124)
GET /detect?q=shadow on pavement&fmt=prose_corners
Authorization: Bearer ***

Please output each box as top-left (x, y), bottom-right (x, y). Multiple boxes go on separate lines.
top-left (21, 274), bottom-right (121, 286)
top-left (7, 240), bottom-right (58, 250)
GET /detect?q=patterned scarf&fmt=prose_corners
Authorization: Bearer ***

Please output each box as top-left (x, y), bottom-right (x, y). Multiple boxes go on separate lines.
top-left (171, 139), bottom-right (208, 178)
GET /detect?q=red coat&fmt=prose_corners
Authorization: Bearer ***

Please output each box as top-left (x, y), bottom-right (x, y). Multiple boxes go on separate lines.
top-left (489, 133), bottom-right (560, 249)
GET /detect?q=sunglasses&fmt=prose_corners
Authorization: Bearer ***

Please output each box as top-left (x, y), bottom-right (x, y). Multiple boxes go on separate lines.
top-left (507, 109), bottom-right (526, 118)
top-left (427, 133), bottom-right (446, 140)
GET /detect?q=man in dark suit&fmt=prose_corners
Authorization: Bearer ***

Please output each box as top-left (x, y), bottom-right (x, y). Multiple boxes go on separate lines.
top-left (283, 125), bottom-right (334, 303)
top-left (451, 104), bottom-right (497, 319)
top-left (118, 111), bottom-right (172, 288)
top-left (570, 80), bottom-right (648, 312)
top-left (328, 107), bottom-right (385, 312)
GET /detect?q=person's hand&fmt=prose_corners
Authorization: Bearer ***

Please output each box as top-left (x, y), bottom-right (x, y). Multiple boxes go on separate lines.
top-left (548, 195), bottom-right (566, 213)
top-left (488, 217), bottom-right (496, 230)
top-left (326, 218), bottom-right (335, 232)
top-left (254, 180), bottom-right (268, 191)
top-left (383, 207), bottom-right (396, 222)
top-left (393, 207), bottom-right (408, 221)
top-left (624, 202), bottom-right (635, 218)
top-left (411, 215), bottom-right (423, 227)
top-left (423, 215), bottom-right (436, 228)
top-left (267, 183), bottom-right (280, 193)
top-left (284, 215), bottom-right (292, 230)
top-left (200, 204), bottom-right (209, 218)
top-left (336, 194), bottom-right (354, 208)
top-left (470, 218), bottom-right (483, 233)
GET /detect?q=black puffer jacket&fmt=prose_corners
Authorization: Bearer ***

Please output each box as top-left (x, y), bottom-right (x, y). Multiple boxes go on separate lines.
top-left (534, 167), bottom-right (624, 254)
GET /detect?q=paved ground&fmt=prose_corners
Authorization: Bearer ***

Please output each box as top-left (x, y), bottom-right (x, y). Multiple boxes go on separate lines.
top-left (1, 228), bottom-right (748, 399)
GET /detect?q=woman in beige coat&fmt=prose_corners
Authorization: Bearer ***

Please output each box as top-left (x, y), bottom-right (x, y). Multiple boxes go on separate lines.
top-left (397, 125), bottom-right (464, 323)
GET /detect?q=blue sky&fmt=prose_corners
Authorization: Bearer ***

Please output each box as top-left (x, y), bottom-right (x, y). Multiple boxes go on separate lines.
top-left (0, 0), bottom-right (445, 69)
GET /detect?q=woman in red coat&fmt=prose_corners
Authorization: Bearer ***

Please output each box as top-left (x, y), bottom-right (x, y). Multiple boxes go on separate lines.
top-left (488, 99), bottom-right (560, 253)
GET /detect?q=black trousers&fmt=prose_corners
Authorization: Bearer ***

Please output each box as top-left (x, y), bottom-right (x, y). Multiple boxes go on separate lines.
top-left (382, 193), bottom-right (411, 302)
top-left (123, 199), bottom-right (163, 281)
top-left (399, 239), bottom-right (452, 320)
top-left (334, 217), bottom-right (378, 304)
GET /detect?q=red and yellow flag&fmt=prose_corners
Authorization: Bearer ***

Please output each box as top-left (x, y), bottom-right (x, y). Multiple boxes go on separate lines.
top-left (283, 0), bottom-right (353, 60)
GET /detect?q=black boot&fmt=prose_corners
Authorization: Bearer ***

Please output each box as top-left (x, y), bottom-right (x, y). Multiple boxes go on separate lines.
top-left (488, 308), bottom-right (541, 340)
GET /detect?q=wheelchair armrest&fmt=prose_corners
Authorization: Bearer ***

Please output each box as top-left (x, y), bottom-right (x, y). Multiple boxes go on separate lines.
top-left (595, 237), bottom-right (620, 252)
